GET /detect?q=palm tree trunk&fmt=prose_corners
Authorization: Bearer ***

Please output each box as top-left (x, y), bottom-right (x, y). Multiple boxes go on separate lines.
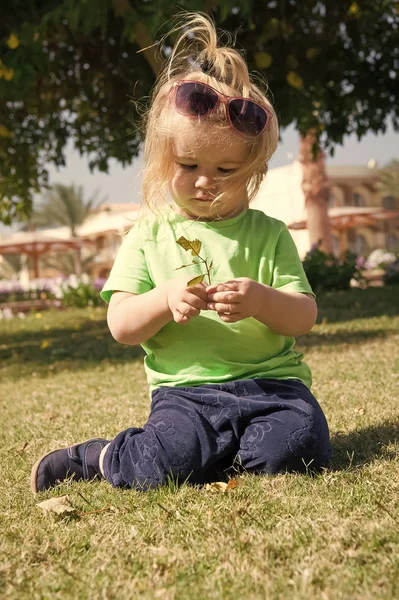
top-left (299, 131), bottom-right (334, 253)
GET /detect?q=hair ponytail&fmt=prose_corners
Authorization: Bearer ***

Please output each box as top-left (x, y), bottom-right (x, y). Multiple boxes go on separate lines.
top-left (141, 12), bottom-right (279, 212)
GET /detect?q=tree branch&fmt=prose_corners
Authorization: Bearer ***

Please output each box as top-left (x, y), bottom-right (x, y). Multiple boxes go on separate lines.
top-left (111, 0), bottom-right (161, 77)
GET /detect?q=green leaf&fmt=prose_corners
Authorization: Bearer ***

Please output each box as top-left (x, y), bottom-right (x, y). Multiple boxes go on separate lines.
top-left (254, 52), bottom-right (272, 69)
top-left (176, 236), bottom-right (202, 256)
top-left (187, 275), bottom-right (205, 287)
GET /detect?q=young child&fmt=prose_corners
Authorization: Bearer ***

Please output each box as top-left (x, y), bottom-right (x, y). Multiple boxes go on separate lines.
top-left (31, 13), bottom-right (331, 494)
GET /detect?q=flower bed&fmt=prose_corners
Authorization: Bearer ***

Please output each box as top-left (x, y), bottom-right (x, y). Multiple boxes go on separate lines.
top-left (0, 276), bottom-right (106, 318)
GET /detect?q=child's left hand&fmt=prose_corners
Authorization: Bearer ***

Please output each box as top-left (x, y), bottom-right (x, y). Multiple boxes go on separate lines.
top-left (206, 277), bottom-right (263, 322)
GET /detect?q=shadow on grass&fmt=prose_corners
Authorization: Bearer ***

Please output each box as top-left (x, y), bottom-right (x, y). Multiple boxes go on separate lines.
top-left (298, 328), bottom-right (390, 348)
top-left (0, 286), bottom-right (397, 378)
top-left (316, 286), bottom-right (398, 324)
top-left (0, 318), bottom-right (145, 376)
top-left (330, 420), bottom-right (399, 470)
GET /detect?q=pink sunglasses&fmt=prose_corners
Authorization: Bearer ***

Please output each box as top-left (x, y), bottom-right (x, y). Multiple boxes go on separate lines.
top-left (173, 80), bottom-right (272, 137)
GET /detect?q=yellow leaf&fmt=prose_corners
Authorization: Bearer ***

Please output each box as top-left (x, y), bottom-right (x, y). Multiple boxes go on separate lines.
top-left (40, 339), bottom-right (51, 349)
top-left (306, 48), bottom-right (320, 60)
top-left (0, 125), bottom-right (11, 138)
top-left (254, 52), bottom-right (272, 69)
top-left (204, 480), bottom-right (238, 493)
top-left (287, 71), bottom-right (304, 90)
top-left (204, 481), bottom-right (228, 493)
top-left (187, 275), bottom-right (205, 287)
top-left (226, 479), bottom-right (238, 491)
top-left (7, 34), bottom-right (20, 49)
top-left (176, 236), bottom-right (202, 257)
top-left (37, 495), bottom-right (78, 518)
top-left (3, 68), bottom-right (14, 81)
top-left (348, 2), bottom-right (360, 15)
top-left (35, 313), bottom-right (42, 319)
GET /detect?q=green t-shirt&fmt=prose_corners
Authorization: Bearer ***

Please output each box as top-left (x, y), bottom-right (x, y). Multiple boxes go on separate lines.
top-left (101, 207), bottom-right (314, 392)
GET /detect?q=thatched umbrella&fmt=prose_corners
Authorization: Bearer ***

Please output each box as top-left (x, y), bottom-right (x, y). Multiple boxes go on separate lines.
top-left (0, 231), bottom-right (87, 278)
top-left (288, 207), bottom-right (399, 253)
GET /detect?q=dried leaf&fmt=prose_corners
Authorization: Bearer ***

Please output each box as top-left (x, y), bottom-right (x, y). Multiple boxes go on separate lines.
top-left (204, 480), bottom-right (238, 493)
top-left (226, 479), bottom-right (238, 491)
top-left (204, 481), bottom-right (228, 493)
top-left (208, 260), bottom-right (213, 271)
top-left (174, 263), bottom-right (192, 271)
top-left (187, 275), bottom-right (205, 287)
top-left (37, 495), bottom-right (78, 518)
top-left (176, 236), bottom-right (202, 256)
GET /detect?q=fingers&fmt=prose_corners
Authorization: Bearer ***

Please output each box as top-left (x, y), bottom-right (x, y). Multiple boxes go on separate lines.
top-left (207, 290), bottom-right (240, 304)
top-left (185, 292), bottom-right (208, 311)
top-left (207, 302), bottom-right (238, 313)
top-left (188, 284), bottom-right (209, 303)
top-left (206, 281), bottom-right (241, 294)
top-left (217, 312), bottom-right (241, 323)
top-left (173, 310), bottom-right (190, 324)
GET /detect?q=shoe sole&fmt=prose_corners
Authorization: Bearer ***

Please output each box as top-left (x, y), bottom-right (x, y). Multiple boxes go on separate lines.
top-left (30, 440), bottom-right (89, 494)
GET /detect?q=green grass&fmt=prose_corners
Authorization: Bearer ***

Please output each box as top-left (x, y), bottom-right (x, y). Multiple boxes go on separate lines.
top-left (1, 287), bottom-right (398, 599)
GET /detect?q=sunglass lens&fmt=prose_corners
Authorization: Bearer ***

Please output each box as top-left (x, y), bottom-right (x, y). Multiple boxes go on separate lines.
top-left (176, 83), bottom-right (218, 116)
top-left (228, 99), bottom-right (267, 136)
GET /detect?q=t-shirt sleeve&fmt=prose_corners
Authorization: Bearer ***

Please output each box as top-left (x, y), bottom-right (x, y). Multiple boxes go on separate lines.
top-left (271, 224), bottom-right (315, 296)
top-left (100, 224), bottom-right (153, 303)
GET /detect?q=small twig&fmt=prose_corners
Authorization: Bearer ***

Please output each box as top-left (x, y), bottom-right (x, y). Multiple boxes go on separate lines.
top-left (16, 441), bottom-right (30, 454)
top-left (157, 502), bottom-right (176, 518)
top-left (375, 499), bottom-right (399, 526)
top-left (78, 503), bottom-right (113, 517)
top-left (59, 564), bottom-right (79, 579)
top-left (74, 490), bottom-right (92, 506)
top-left (237, 508), bottom-right (263, 527)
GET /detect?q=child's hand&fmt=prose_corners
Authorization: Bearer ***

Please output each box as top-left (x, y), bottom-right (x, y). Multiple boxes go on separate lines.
top-left (206, 278), bottom-right (263, 323)
top-left (166, 280), bottom-right (209, 324)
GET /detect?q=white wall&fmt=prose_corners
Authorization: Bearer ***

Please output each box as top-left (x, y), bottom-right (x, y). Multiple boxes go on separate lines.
top-left (251, 161), bottom-right (310, 257)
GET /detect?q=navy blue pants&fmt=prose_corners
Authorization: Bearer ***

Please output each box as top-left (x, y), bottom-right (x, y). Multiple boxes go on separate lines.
top-left (102, 378), bottom-right (331, 490)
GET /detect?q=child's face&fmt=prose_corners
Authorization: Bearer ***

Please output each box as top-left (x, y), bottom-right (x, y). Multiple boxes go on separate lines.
top-left (169, 119), bottom-right (250, 221)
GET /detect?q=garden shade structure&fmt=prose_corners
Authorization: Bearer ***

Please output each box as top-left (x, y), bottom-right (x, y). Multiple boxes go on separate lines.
top-left (288, 206), bottom-right (399, 253)
top-left (0, 231), bottom-right (87, 278)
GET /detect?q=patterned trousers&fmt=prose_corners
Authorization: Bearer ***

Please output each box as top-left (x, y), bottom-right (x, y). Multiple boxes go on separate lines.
top-left (102, 378), bottom-right (331, 490)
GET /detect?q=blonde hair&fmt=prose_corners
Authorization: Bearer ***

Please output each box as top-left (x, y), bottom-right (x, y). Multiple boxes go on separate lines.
top-left (142, 12), bottom-right (279, 213)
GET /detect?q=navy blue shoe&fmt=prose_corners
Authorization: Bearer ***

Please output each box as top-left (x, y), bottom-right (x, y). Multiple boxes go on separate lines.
top-left (31, 438), bottom-right (109, 493)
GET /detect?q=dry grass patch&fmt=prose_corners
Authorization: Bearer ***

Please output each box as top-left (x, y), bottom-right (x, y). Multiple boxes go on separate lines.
top-left (1, 288), bottom-right (398, 599)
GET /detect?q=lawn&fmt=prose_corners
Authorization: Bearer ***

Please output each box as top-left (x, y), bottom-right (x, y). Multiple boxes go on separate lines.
top-left (1, 287), bottom-right (398, 600)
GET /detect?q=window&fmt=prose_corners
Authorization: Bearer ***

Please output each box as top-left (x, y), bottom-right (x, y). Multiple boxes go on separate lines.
top-left (382, 196), bottom-right (398, 210)
top-left (332, 235), bottom-right (340, 255)
top-left (352, 192), bottom-right (365, 207)
top-left (348, 231), bottom-right (368, 255)
top-left (356, 234), bottom-right (368, 255)
top-left (385, 232), bottom-right (399, 251)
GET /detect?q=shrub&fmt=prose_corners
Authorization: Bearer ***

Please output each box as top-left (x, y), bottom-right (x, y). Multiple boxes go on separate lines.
top-left (0, 275), bottom-right (105, 311)
top-left (302, 243), bottom-right (361, 291)
top-left (56, 275), bottom-right (103, 308)
top-left (383, 260), bottom-right (399, 285)
top-left (366, 248), bottom-right (397, 269)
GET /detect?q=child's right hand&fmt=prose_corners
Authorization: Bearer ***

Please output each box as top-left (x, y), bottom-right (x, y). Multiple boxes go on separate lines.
top-left (165, 280), bottom-right (208, 324)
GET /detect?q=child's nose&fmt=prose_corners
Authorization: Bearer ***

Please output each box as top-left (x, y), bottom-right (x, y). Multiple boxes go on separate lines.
top-left (195, 175), bottom-right (215, 189)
